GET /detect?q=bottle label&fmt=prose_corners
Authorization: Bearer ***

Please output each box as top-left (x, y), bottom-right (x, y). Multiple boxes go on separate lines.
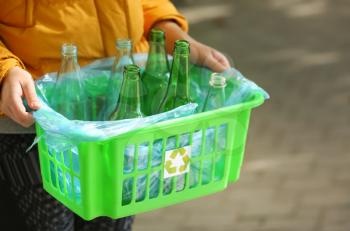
top-left (164, 146), bottom-right (191, 179)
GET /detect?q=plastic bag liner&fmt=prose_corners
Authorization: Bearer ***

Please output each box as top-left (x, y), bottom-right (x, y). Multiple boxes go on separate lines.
top-left (33, 102), bottom-right (197, 151)
top-left (33, 53), bottom-right (268, 153)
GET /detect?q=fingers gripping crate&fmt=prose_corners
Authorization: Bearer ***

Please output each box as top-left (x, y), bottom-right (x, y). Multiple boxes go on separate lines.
top-left (36, 93), bottom-right (264, 220)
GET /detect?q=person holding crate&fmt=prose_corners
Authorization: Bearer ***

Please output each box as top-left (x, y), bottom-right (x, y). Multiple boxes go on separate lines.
top-left (0, 0), bottom-right (230, 230)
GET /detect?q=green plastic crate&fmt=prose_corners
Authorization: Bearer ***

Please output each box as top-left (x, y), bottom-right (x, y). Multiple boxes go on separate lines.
top-left (36, 93), bottom-right (264, 220)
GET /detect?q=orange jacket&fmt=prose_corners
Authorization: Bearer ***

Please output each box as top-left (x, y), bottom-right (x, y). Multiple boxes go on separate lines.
top-left (0, 0), bottom-right (188, 81)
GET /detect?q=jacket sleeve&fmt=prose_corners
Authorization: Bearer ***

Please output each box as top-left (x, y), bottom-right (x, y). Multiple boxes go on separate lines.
top-left (0, 40), bottom-right (25, 116)
top-left (142, 0), bottom-right (189, 36)
top-left (0, 40), bottom-right (25, 86)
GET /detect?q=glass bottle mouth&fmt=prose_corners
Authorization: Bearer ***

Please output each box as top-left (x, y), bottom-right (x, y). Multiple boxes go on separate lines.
top-left (116, 39), bottom-right (132, 49)
top-left (149, 28), bottom-right (165, 42)
top-left (124, 64), bottom-right (140, 79)
top-left (209, 73), bottom-right (227, 88)
top-left (174, 40), bottom-right (190, 54)
top-left (61, 43), bottom-right (77, 56)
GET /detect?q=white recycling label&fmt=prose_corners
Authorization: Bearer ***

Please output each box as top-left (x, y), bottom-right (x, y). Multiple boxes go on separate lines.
top-left (164, 146), bottom-right (191, 179)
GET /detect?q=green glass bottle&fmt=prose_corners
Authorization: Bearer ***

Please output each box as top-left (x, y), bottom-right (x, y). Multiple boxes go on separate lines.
top-left (203, 73), bottom-right (227, 111)
top-left (109, 64), bottom-right (144, 120)
top-left (158, 40), bottom-right (192, 113)
top-left (53, 43), bottom-right (88, 120)
top-left (142, 29), bottom-right (170, 116)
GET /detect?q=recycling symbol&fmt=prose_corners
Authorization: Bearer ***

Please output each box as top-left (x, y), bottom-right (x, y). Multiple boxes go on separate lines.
top-left (164, 147), bottom-right (191, 178)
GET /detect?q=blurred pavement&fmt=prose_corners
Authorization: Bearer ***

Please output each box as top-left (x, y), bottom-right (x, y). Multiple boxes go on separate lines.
top-left (134, 0), bottom-right (350, 230)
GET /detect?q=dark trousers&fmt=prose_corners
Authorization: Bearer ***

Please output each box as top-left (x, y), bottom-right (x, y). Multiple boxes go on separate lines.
top-left (0, 134), bottom-right (134, 231)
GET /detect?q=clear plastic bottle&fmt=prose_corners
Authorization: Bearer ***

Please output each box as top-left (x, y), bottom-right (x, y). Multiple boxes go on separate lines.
top-left (203, 73), bottom-right (227, 112)
top-left (52, 43), bottom-right (88, 120)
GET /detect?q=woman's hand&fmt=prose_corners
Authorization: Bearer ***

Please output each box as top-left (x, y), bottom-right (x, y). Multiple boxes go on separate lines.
top-left (189, 40), bottom-right (231, 72)
top-left (0, 66), bottom-right (41, 127)
top-left (153, 20), bottom-right (231, 72)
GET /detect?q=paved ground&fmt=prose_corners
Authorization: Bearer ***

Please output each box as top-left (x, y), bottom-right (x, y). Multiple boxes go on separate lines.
top-left (134, 0), bottom-right (350, 231)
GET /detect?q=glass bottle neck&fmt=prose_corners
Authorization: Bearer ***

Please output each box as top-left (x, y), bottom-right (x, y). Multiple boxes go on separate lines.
top-left (149, 41), bottom-right (166, 52)
top-left (172, 53), bottom-right (190, 99)
top-left (117, 47), bottom-right (132, 57)
top-left (119, 77), bottom-right (142, 104)
top-left (60, 44), bottom-right (79, 70)
top-left (61, 54), bottom-right (79, 65)
top-left (203, 87), bottom-right (226, 111)
top-left (58, 54), bottom-right (80, 80)
top-left (116, 71), bottom-right (143, 119)
top-left (145, 41), bottom-right (169, 73)
top-left (209, 74), bottom-right (226, 88)
top-left (113, 46), bottom-right (134, 73)
top-left (203, 75), bottom-right (227, 111)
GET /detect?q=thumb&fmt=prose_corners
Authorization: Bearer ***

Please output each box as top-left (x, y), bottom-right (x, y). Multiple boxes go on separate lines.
top-left (212, 50), bottom-right (231, 70)
top-left (22, 79), bottom-right (41, 110)
top-left (204, 55), bottom-right (227, 73)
